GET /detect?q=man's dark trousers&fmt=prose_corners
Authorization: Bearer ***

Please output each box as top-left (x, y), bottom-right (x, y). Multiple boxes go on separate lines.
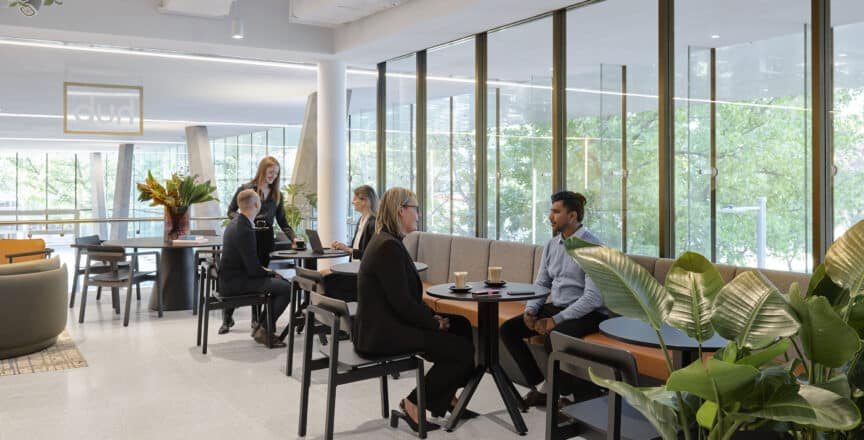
top-left (500, 304), bottom-right (606, 390)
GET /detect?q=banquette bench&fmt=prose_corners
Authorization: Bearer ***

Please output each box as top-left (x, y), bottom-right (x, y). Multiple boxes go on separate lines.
top-left (402, 232), bottom-right (810, 383)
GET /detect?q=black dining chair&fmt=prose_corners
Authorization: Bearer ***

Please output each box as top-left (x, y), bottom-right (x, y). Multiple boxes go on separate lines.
top-left (78, 245), bottom-right (161, 327)
top-left (297, 292), bottom-right (430, 440)
top-left (546, 332), bottom-right (660, 440)
top-left (196, 257), bottom-right (275, 354)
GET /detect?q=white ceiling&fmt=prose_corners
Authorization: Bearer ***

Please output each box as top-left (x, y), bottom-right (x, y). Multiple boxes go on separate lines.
top-left (2, 0), bottom-right (864, 150)
top-left (290, 0), bottom-right (415, 27)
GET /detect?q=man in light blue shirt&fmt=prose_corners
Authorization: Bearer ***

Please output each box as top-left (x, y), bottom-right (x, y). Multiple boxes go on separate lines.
top-left (500, 191), bottom-right (608, 408)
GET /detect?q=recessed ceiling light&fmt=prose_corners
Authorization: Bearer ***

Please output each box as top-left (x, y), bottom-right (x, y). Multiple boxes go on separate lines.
top-left (711, 34), bottom-right (720, 39)
top-left (839, 53), bottom-right (848, 57)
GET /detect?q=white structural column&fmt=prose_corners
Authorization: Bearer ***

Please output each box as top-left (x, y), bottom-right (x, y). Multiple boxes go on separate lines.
top-left (111, 144), bottom-right (134, 240)
top-left (186, 126), bottom-right (222, 234)
top-left (317, 60), bottom-right (348, 251)
top-left (89, 152), bottom-right (108, 239)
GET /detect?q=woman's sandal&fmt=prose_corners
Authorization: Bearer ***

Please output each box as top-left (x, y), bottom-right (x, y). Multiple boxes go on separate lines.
top-left (390, 400), bottom-right (441, 434)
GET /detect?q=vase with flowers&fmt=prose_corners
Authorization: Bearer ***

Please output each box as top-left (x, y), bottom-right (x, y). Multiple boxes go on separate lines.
top-left (137, 171), bottom-right (218, 242)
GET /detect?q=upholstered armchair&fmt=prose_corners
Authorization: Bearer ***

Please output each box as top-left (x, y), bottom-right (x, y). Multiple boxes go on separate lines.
top-left (0, 256), bottom-right (68, 359)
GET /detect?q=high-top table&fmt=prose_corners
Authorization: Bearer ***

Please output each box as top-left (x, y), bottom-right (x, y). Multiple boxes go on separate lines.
top-left (426, 281), bottom-right (549, 435)
top-left (102, 237), bottom-right (222, 311)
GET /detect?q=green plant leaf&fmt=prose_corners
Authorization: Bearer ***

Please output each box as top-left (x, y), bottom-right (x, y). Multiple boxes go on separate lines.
top-left (588, 369), bottom-right (681, 440)
top-left (744, 384), bottom-right (861, 430)
top-left (825, 219), bottom-right (864, 297)
top-left (665, 251), bottom-right (723, 342)
top-left (697, 400), bottom-right (718, 429)
top-left (711, 271), bottom-right (799, 349)
top-left (566, 236), bottom-right (672, 330)
top-left (846, 349), bottom-right (864, 391)
top-left (847, 296), bottom-right (864, 336)
top-left (806, 263), bottom-right (845, 304)
top-left (666, 358), bottom-right (760, 404)
top-left (789, 287), bottom-right (860, 368)
top-left (739, 361), bottom-right (798, 411)
top-left (735, 338), bottom-right (790, 368)
top-left (815, 374), bottom-right (852, 399)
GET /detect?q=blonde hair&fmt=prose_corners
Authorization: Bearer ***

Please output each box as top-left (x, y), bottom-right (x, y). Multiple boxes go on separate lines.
top-left (376, 187), bottom-right (417, 237)
top-left (354, 185), bottom-right (379, 216)
top-left (251, 156), bottom-right (281, 203)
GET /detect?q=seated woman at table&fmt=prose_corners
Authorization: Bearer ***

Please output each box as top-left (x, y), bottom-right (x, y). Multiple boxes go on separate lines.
top-left (353, 187), bottom-right (475, 431)
top-left (330, 185), bottom-right (378, 260)
top-left (220, 155), bottom-right (297, 335)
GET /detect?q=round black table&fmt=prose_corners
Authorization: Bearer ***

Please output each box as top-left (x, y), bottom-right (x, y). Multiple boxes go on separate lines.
top-left (270, 249), bottom-right (350, 264)
top-left (102, 237), bottom-right (222, 312)
top-left (329, 261), bottom-right (429, 275)
top-left (599, 316), bottom-right (728, 365)
top-left (426, 281), bottom-right (549, 435)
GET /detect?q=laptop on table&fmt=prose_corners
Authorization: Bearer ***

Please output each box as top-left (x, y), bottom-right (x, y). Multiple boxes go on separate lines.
top-left (305, 229), bottom-right (344, 255)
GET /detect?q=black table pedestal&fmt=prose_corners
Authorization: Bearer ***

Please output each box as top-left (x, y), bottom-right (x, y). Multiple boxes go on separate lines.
top-left (446, 302), bottom-right (528, 435)
top-left (149, 247), bottom-right (194, 311)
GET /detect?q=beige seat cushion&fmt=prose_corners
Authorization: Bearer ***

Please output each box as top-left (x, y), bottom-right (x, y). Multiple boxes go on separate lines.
top-left (447, 236), bottom-right (491, 284)
top-left (489, 240), bottom-right (538, 284)
top-left (417, 233), bottom-right (453, 285)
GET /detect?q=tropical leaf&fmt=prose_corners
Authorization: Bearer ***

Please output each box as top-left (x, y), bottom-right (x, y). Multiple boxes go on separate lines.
top-left (136, 171), bottom-right (217, 209)
top-left (696, 400), bottom-right (718, 429)
top-left (847, 349), bottom-right (864, 391)
top-left (711, 271), bottom-right (799, 349)
top-left (806, 264), bottom-right (845, 305)
top-left (566, 236), bottom-right (672, 330)
top-left (666, 358), bottom-right (760, 404)
top-left (665, 252), bottom-right (723, 342)
top-left (825, 219), bottom-right (864, 297)
top-left (735, 338), bottom-right (791, 368)
top-left (744, 384), bottom-right (861, 430)
top-left (739, 361), bottom-right (799, 411)
top-left (588, 369), bottom-right (681, 440)
top-left (788, 285), bottom-right (860, 368)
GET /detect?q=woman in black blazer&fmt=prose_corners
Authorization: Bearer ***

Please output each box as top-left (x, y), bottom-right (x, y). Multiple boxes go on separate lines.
top-left (331, 185), bottom-right (377, 260)
top-left (353, 187), bottom-right (475, 432)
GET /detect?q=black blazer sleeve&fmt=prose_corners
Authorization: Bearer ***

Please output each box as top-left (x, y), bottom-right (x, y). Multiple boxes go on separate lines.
top-left (368, 238), bottom-right (437, 331)
top-left (274, 197), bottom-right (295, 240)
top-left (226, 186), bottom-right (243, 220)
top-left (236, 220), bottom-right (270, 278)
top-left (352, 215), bottom-right (376, 260)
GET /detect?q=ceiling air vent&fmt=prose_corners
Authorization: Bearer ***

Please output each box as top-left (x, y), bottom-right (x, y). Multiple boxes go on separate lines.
top-left (157, 0), bottom-right (237, 19)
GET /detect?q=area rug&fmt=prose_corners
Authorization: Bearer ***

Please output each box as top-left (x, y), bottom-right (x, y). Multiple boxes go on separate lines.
top-left (0, 331), bottom-right (87, 377)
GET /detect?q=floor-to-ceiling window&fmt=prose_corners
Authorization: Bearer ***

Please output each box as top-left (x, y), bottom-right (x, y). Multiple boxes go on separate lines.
top-left (488, 17), bottom-right (553, 244)
top-left (833, 2), bottom-right (864, 240)
top-left (566, 0), bottom-right (657, 253)
top-left (347, 68), bottom-right (378, 233)
top-left (386, 55), bottom-right (417, 192)
top-left (677, 0), bottom-right (811, 271)
top-left (427, 38), bottom-right (476, 236)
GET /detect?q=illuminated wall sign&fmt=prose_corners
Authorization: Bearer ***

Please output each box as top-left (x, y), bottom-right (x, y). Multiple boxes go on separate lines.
top-left (64, 82), bottom-right (143, 135)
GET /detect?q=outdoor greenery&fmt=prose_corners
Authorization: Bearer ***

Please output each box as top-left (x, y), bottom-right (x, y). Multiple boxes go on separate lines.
top-left (566, 219), bottom-right (864, 439)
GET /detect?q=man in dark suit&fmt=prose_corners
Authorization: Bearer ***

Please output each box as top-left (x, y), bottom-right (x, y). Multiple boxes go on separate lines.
top-left (219, 189), bottom-right (291, 348)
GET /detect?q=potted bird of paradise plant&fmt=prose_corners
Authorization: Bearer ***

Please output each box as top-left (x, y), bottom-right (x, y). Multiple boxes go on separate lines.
top-left (137, 171), bottom-right (218, 241)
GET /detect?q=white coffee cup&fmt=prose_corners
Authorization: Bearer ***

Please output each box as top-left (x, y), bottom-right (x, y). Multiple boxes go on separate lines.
top-left (488, 266), bottom-right (503, 283)
top-left (453, 271), bottom-right (468, 289)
